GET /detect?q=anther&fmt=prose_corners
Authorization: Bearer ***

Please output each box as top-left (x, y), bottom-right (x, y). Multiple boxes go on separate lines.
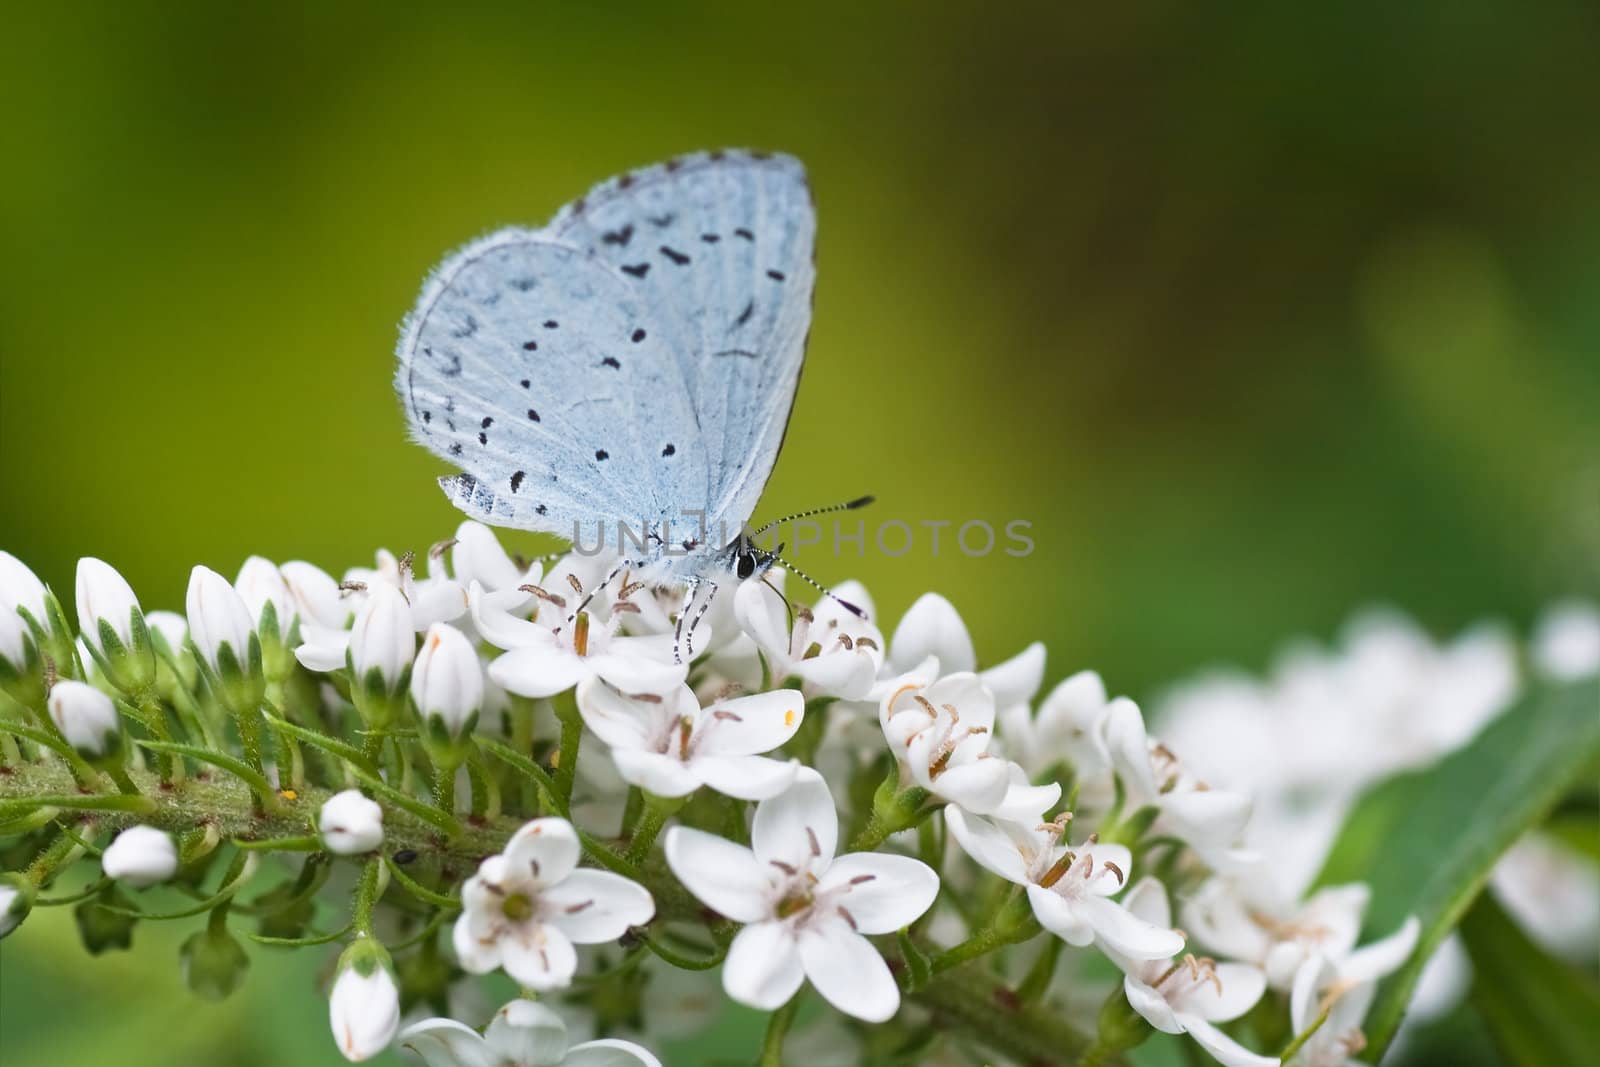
top-left (1102, 860), bottom-right (1125, 885)
top-left (838, 906), bottom-right (858, 931)
top-left (429, 538), bottom-right (457, 560)
top-left (806, 827), bottom-right (821, 857)
top-left (712, 710), bottom-right (744, 722)
top-left (627, 692), bottom-right (664, 704)
top-left (520, 584), bottom-right (567, 609)
top-left (566, 574), bottom-right (584, 595)
top-left (856, 636), bottom-right (879, 650)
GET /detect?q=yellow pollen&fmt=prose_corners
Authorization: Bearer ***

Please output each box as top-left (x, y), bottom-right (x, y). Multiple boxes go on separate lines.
top-left (784, 709), bottom-right (796, 727)
top-left (279, 789), bottom-right (298, 801)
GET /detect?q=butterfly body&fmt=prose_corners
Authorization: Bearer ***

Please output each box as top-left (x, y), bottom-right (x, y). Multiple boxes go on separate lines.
top-left (396, 150), bottom-right (815, 592)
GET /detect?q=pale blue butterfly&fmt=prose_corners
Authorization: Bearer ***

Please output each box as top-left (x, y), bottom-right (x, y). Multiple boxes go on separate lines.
top-left (395, 151), bottom-right (868, 654)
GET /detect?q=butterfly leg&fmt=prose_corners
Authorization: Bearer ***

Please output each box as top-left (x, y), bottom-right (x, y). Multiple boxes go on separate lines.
top-left (682, 579), bottom-right (718, 663)
top-left (673, 578), bottom-right (700, 665)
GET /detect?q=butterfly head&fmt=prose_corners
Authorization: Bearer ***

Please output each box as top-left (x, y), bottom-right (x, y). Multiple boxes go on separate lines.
top-left (724, 533), bottom-right (781, 581)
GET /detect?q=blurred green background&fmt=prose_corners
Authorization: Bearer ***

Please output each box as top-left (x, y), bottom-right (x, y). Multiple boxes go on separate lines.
top-left (2, 2), bottom-right (1597, 1064)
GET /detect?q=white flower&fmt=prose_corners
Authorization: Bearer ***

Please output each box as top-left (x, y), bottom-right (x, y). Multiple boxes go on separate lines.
top-left (75, 557), bottom-right (144, 656)
top-left (101, 825), bottom-right (179, 888)
top-left (1183, 880), bottom-right (1417, 992)
top-left (330, 940), bottom-right (402, 1062)
top-left (879, 670), bottom-right (1015, 815)
top-left (454, 818), bottom-right (654, 991)
top-left (350, 582), bottom-right (416, 686)
top-left (0, 551), bottom-right (48, 620)
top-left (347, 547), bottom-right (469, 631)
top-left (945, 806), bottom-right (1183, 961)
top-left (886, 593), bottom-right (1046, 707)
top-left (1103, 879), bottom-right (1276, 1067)
top-left (575, 677), bottom-right (803, 800)
top-left (1490, 831), bottom-right (1600, 957)
top-left (734, 577), bottom-right (885, 699)
top-left (320, 790), bottom-right (385, 855)
top-left (411, 623), bottom-right (484, 739)
top-left (482, 584), bottom-right (686, 699)
top-left (664, 770), bottom-right (939, 1022)
top-left (449, 521), bottom-right (537, 594)
top-left (1532, 600), bottom-right (1600, 681)
top-left (47, 679), bottom-right (121, 758)
top-left (1103, 698), bottom-right (1252, 855)
top-left (185, 565), bottom-right (258, 673)
top-left (400, 998), bottom-right (661, 1067)
top-left (144, 610), bottom-right (188, 653)
top-left (1284, 923), bottom-right (1418, 1067)
top-left (236, 556), bottom-right (295, 638)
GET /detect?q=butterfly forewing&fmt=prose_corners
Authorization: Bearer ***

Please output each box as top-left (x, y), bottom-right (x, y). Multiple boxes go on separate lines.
top-left (396, 232), bottom-right (705, 536)
top-left (547, 151), bottom-right (816, 535)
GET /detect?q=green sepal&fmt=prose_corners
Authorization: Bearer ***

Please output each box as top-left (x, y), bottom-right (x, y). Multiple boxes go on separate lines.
top-left (180, 920), bottom-right (251, 1000)
top-left (74, 882), bottom-right (138, 955)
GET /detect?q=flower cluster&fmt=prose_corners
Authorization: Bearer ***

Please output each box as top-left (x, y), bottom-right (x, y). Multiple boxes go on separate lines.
top-left (0, 535), bottom-right (1590, 1066)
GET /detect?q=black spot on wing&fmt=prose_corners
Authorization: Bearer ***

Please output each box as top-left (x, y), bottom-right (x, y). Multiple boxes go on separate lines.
top-left (648, 212), bottom-right (676, 227)
top-left (662, 443), bottom-right (676, 457)
top-left (622, 263), bottom-right (650, 278)
top-left (660, 246), bottom-right (690, 266)
top-left (595, 449), bottom-right (609, 461)
top-left (481, 417), bottom-right (493, 428)
top-left (477, 432), bottom-right (487, 445)
top-left (520, 379), bottom-right (530, 389)
top-left (527, 409), bottom-right (540, 422)
top-left (602, 224), bottom-right (634, 246)
top-left (631, 328), bottom-right (646, 343)
top-left (449, 443), bottom-right (462, 456)
top-left (510, 471), bottom-right (524, 493)
top-left (734, 300), bottom-right (754, 327)
top-left (767, 270), bottom-right (786, 281)
top-left (734, 228), bottom-right (754, 241)
top-left (700, 233), bottom-right (720, 243)
top-left (510, 277), bottom-right (536, 292)
top-left (544, 320), bottom-right (559, 329)
top-left (522, 340), bottom-right (538, 351)
top-left (600, 356), bottom-right (621, 369)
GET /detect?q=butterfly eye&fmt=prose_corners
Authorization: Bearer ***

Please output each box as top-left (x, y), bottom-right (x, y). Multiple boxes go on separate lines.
top-left (736, 553), bottom-right (756, 580)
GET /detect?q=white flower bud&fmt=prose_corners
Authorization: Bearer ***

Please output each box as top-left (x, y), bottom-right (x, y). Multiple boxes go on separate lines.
top-left (102, 825), bottom-right (179, 888)
top-left (410, 623), bottom-right (483, 739)
top-left (185, 565), bottom-right (257, 673)
top-left (144, 610), bottom-right (188, 654)
top-left (235, 556), bottom-right (295, 639)
top-left (75, 557), bottom-right (143, 656)
top-left (329, 939), bottom-right (401, 1062)
top-left (0, 551), bottom-right (48, 620)
top-left (319, 789), bottom-right (384, 855)
top-left (350, 583), bottom-right (414, 688)
top-left (47, 679), bottom-right (121, 758)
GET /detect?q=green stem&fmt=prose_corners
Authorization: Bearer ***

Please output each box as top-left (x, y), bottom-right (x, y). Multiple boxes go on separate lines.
top-left (626, 794), bottom-right (683, 864)
top-left (1277, 1001), bottom-right (1332, 1061)
top-left (106, 763), bottom-right (144, 796)
top-left (136, 693), bottom-right (184, 784)
top-left (508, 695), bottom-right (537, 812)
top-left (465, 746), bottom-right (501, 820)
top-left (758, 992), bottom-right (803, 1067)
top-left (432, 761), bottom-right (457, 817)
top-left (552, 690), bottom-right (582, 807)
top-left (25, 821), bottom-right (97, 887)
top-left (351, 856), bottom-right (384, 935)
top-left (930, 889), bottom-right (1038, 974)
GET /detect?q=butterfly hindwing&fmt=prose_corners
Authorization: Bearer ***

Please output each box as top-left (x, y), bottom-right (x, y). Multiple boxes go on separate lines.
top-left (548, 151), bottom-right (816, 533)
top-left (396, 230), bottom-right (706, 536)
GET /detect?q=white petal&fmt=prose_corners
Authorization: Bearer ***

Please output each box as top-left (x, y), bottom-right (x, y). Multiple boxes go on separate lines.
top-left (662, 827), bottom-right (771, 922)
top-left (412, 580), bottom-right (469, 629)
top-left (542, 868), bottom-right (655, 943)
top-left (751, 769), bottom-right (838, 869)
top-left (924, 672), bottom-right (996, 733)
top-left (471, 582), bottom-right (549, 650)
top-left (295, 625), bottom-right (351, 673)
top-left (610, 748), bottom-right (702, 798)
top-left (503, 818), bottom-right (581, 887)
top-left (980, 641), bottom-right (1046, 708)
top-left (929, 758), bottom-right (1011, 815)
top-left (890, 593), bottom-right (975, 674)
top-left (1124, 975), bottom-right (1184, 1034)
top-left (1103, 697), bottom-right (1158, 802)
top-left (1290, 954), bottom-right (1337, 1034)
top-left (451, 912), bottom-right (502, 974)
top-left (1161, 789), bottom-right (1252, 848)
top-left (1177, 1015), bottom-right (1281, 1067)
top-left (1174, 963), bottom-right (1267, 1024)
top-left (1342, 915), bottom-right (1420, 983)
top-left (1079, 894), bottom-right (1186, 960)
top-left (1027, 885), bottom-right (1094, 945)
top-left (733, 577), bottom-right (793, 662)
top-left (817, 852), bottom-right (939, 934)
top-left (990, 764), bottom-right (1062, 824)
top-left (484, 998), bottom-right (568, 1067)
top-left (564, 1039), bottom-right (664, 1067)
top-left (453, 522), bottom-right (526, 593)
top-left (574, 677), bottom-right (662, 752)
top-left (490, 643), bottom-right (584, 700)
top-left (399, 1018), bottom-right (496, 1067)
top-left (798, 916), bottom-right (901, 1023)
top-left (589, 644), bottom-right (687, 694)
top-left (693, 755), bottom-right (800, 801)
top-left (500, 923), bottom-right (578, 990)
top-left (1120, 877), bottom-right (1171, 928)
top-left (694, 689), bottom-right (805, 756)
top-left (722, 920), bottom-right (805, 1010)
top-left (945, 807), bottom-right (1030, 884)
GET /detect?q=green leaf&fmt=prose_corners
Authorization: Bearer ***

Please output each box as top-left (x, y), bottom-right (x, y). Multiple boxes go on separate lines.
top-left (1458, 891), bottom-right (1600, 1066)
top-left (1315, 680), bottom-right (1600, 1057)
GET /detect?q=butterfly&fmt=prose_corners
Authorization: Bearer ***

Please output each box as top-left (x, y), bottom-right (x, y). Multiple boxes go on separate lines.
top-left (395, 150), bottom-right (867, 653)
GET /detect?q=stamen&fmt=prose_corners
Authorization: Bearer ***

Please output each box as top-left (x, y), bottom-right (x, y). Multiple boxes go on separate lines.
top-left (339, 580), bottom-right (367, 594)
top-left (573, 612), bottom-right (590, 657)
top-left (801, 641), bottom-right (823, 660)
top-left (855, 636), bottom-right (879, 651)
top-left (835, 633), bottom-right (854, 650)
top-left (712, 710), bottom-right (744, 721)
top-left (885, 683), bottom-right (924, 719)
top-left (619, 580), bottom-right (646, 599)
top-left (565, 899), bottom-right (594, 914)
top-left (1102, 860), bottom-right (1126, 886)
top-left (678, 716), bottom-right (693, 758)
top-left (849, 874), bottom-right (876, 885)
top-left (520, 583), bottom-right (567, 609)
top-left (566, 574), bottom-right (584, 595)
top-left (429, 538), bottom-right (457, 560)
top-left (398, 550), bottom-right (415, 580)
top-left (769, 860), bottom-right (798, 875)
top-left (838, 906), bottom-right (858, 931)
top-left (1039, 850), bottom-right (1077, 888)
top-left (612, 601), bottom-right (641, 614)
top-left (627, 692), bottom-right (664, 704)
top-left (806, 827), bottom-right (821, 857)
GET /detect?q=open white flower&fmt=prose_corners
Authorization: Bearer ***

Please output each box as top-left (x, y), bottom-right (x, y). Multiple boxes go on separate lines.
top-left (1285, 942), bottom-right (1416, 1067)
top-left (400, 998), bottom-right (660, 1067)
top-left (1184, 879), bottom-right (1417, 992)
top-left (102, 825), bottom-right (179, 888)
top-left (1103, 879), bottom-right (1276, 1067)
top-left (482, 583), bottom-right (685, 699)
top-left (449, 520), bottom-right (540, 594)
top-left (576, 677), bottom-right (803, 800)
top-left (946, 806), bottom-right (1183, 960)
top-left (886, 593), bottom-right (1046, 707)
top-left (999, 669), bottom-right (1114, 782)
top-left (454, 818), bottom-right (654, 991)
top-left (281, 560), bottom-right (351, 629)
top-left (664, 770), bottom-right (938, 1022)
top-left (879, 670), bottom-right (1013, 815)
top-left (1104, 698), bottom-right (1252, 855)
top-left (345, 547), bottom-right (469, 631)
top-left (734, 577), bottom-right (885, 700)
